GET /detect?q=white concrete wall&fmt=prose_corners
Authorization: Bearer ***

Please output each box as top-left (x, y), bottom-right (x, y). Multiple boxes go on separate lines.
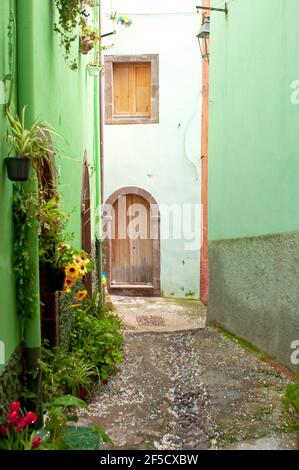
top-left (102, 0), bottom-right (202, 298)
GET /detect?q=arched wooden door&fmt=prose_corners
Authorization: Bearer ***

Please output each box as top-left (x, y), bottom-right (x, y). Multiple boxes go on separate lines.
top-left (81, 154), bottom-right (92, 295)
top-left (104, 187), bottom-right (161, 297)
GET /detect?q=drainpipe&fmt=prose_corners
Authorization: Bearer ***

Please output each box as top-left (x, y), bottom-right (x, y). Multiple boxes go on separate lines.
top-left (200, 0), bottom-right (210, 305)
top-left (16, 0), bottom-right (42, 407)
top-left (99, 0), bottom-right (104, 205)
top-left (94, 1), bottom-right (103, 286)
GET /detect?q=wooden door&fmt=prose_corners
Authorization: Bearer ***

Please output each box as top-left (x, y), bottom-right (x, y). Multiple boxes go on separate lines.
top-left (111, 194), bottom-right (153, 286)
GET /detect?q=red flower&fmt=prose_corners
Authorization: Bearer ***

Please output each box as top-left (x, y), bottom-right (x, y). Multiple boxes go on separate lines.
top-left (0, 424), bottom-right (8, 438)
top-left (7, 411), bottom-right (19, 426)
top-left (24, 411), bottom-right (38, 426)
top-left (31, 436), bottom-right (42, 449)
top-left (9, 401), bottom-right (21, 414)
top-left (16, 417), bottom-right (27, 433)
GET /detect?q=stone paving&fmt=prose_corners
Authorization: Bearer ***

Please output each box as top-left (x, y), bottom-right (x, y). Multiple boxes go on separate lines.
top-left (79, 297), bottom-right (298, 451)
top-left (110, 296), bottom-right (206, 333)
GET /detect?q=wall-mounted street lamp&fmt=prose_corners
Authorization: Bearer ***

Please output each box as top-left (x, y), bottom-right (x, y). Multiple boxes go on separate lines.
top-left (197, 16), bottom-right (210, 62)
top-left (196, 3), bottom-right (227, 62)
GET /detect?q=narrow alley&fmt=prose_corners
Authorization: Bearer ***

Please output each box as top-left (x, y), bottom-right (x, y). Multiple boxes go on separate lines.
top-left (1, 0), bottom-right (299, 458)
top-left (79, 298), bottom-right (297, 451)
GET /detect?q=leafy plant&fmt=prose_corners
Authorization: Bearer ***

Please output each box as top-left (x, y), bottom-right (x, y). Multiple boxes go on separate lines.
top-left (80, 25), bottom-right (99, 55)
top-left (38, 195), bottom-right (70, 266)
top-left (42, 395), bottom-right (111, 450)
top-left (6, 107), bottom-right (55, 165)
top-left (40, 395), bottom-right (87, 450)
top-left (69, 293), bottom-right (124, 380)
top-left (40, 346), bottom-right (99, 401)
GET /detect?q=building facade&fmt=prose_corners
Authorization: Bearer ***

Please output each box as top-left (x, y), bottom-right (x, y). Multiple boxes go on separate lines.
top-left (0, 0), bottom-right (101, 403)
top-left (102, 0), bottom-right (202, 299)
top-left (207, 0), bottom-right (299, 371)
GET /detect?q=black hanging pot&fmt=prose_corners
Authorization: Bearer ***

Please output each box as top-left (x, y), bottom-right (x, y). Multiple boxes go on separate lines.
top-left (5, 157), bottom-right (32, 182)
top-left (48, 268), bottom-right (66, 292)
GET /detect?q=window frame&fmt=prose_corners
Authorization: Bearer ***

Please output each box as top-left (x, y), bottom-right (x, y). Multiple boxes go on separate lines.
top-left (105, 55), bottom-right (159, 125)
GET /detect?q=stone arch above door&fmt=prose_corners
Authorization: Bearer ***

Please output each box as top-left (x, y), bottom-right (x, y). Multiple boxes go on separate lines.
top-left (103, 187), bottom-right (160, 297)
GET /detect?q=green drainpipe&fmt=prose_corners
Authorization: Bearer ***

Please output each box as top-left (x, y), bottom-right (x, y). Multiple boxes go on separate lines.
top-left (94, 2), bottom-right (103, 287)
top-left (16, 0), bottom-right (42, 407)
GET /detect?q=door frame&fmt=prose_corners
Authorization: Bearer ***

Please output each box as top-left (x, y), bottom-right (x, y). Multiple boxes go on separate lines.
top-left (81, 152), bottom-right (92, 296)
top-left (103, 186), bottom-right (161, 297)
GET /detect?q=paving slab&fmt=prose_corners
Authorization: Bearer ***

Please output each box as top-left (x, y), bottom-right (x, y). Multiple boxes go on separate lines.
top-left (111, 296), bottom-right (206, 333)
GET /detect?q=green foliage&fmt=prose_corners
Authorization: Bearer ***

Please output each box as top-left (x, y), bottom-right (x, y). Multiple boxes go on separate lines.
top-left (6, 107), bottom-right (56, 166)
top-left (12, 188), bottom-right (39, 323)
top-left (283, 383), bottom-right (299, 434)
top-left (284, 383), bottom-right (299, 414)
top-left (54, 0), bottom-right (82, 70)
top-left (40, 346), bottom-right (99, 402)
top-left (38, 195), bottom-right (71, 267)
top-left (40, 395), bottom-right (87, 450)
top-left (69, 293), bottom-right (124, 380)
top-left (41, 291), bottom-right (124, 401)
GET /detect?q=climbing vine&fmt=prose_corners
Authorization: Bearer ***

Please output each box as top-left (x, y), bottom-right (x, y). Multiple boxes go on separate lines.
top-left (12, 188), bottom-right (39, 327)
top-left (54, 0), bottom-right (83, 70)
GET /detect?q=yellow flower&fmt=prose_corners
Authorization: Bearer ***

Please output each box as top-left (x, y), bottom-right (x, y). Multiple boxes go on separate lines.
top-left (76, 290), bottom-right (88, 301)
top-left (65, 264), bottom-right (80, 280)
top-left (78, 263), bottom-right (88, 276)
top-left (64, 287), bottom-right (71, 294)
top-left (102, 277), bottom-right (107, 286)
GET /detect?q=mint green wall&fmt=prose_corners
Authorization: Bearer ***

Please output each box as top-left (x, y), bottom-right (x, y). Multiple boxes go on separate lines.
top-left (208, 0), bottom-right (299, 370)
top-left (209, 0), bottom-right (299, 241)
top-left (0, 0), bottom-right (20, 366)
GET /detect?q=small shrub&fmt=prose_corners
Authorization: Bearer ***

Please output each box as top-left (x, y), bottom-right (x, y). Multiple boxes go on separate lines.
top-left (283, 383), bottom-right (299, 433)
top-left (69, 293), bottom-right (124, 380)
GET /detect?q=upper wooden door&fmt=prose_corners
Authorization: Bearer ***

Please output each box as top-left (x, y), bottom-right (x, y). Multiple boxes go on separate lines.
top-left (111, 194), bottom-right (153, 286)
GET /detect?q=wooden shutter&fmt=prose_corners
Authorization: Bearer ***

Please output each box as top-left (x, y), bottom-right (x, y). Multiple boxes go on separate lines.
top-left (113, 63), bottom-right (151, 117)
top-left (114, 64), bottom-right (131, 115)
top-left (133, 64), bottom-right (151, 116)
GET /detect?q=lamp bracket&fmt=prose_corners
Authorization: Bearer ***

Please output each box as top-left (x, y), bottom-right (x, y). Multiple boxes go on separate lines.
top-left (196, 3), bottom-right (228, 14)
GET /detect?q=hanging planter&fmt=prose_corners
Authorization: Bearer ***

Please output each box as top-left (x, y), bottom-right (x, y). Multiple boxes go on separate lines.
top-left (5, 157), bottom-right (32, 182)
top-left (87, 65), bottom-right (101, 77)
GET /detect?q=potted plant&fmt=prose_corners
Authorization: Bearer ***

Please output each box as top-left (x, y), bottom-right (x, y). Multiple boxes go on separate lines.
top-left (87, 60), bottom-right (102, 77)
top-left (80, 26), bottom-right (99, 55)
top-left (5, 107), bottom-right (53, 182)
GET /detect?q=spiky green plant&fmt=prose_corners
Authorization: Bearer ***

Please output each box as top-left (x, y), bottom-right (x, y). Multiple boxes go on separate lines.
top-left (6, 107), bottom-right (54, 162)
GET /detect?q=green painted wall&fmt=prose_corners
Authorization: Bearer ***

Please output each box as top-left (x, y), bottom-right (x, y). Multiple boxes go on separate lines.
top-left (0, 0), bottom-right (20, 368)
top-left (17, 0), bottom-right (100, 248)
top-left (208, 0), bottom-right (299, 371)
top-left (209, 0), bottom-right (299, 241)
top-left (0, 0), bottom-right (101, 371)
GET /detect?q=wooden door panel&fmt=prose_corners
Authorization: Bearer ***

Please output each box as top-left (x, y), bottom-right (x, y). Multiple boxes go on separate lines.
top-left (111, 194), bottom-right (153, 286)
top-left (112, 198), bottom-right (130, 284)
